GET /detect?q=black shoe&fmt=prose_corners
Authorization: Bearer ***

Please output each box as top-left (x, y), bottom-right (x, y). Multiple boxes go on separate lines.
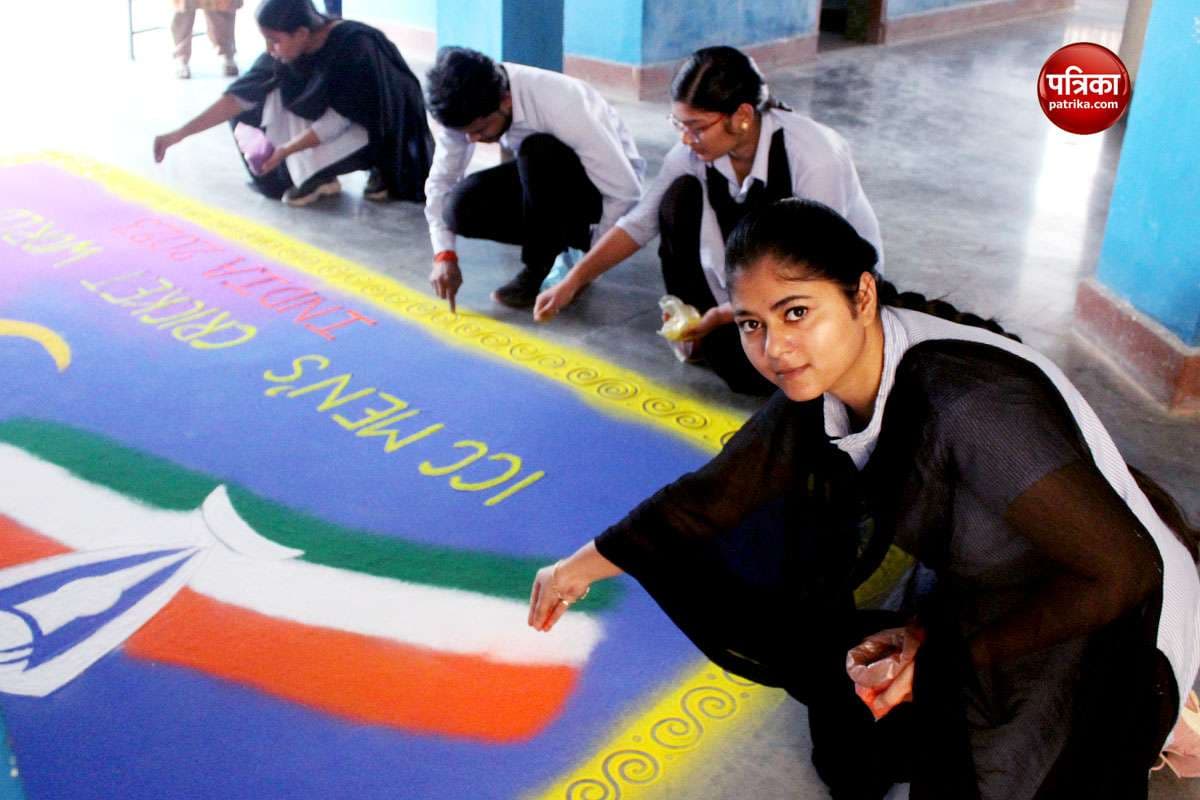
top-left (491, 266), bottom-right (549, 309)
top-left (283, 176), bottom-right (341, 207)
top-left (363, 168), bottom-right (389, 201)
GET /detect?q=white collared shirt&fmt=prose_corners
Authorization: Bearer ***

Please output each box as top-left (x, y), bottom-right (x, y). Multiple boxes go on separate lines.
top-left (424, 63), bottom-right (647, 255)
top-left (617, 109), bottom-right (883, 305)
top-left (822, 307), bottom-right (907, 469)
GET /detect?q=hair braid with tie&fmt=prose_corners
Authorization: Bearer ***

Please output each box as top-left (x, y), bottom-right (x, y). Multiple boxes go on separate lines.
top-left (725, 197), bottom-right (1020, 341)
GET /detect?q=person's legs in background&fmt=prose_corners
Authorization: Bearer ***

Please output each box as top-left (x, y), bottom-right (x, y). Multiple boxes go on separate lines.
top-left (658, 175), bottom-right (775, 395)
top-left (203, 9), bottom-right (239, 76)
top-left (170, 9), bottom-right (195, 78)
top-left (441, 160), bottom-right (526, 289)
top-left (171, 5), bottom-right (237, 77)
top-left (657, 176), bottom-right (709, 306)
top-left (496, 133), bottom-right (602, 308)
top-left (441, 134), bottom-right (601, 309)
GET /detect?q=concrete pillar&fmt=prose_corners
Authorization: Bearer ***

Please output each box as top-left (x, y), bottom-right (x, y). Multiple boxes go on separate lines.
top-left (1076, 1), bottom-right (1200, 413)
top-left (436, 0), bottom-right (563, 71)
top-left (1118, 0), bottom-right (1153, 84)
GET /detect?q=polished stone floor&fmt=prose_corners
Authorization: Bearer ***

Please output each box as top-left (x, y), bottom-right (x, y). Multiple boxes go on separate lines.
top-left (1, 0), bottom-right (1196, 796)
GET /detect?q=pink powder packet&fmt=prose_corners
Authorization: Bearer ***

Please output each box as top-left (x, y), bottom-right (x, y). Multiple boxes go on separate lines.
top-left (846, 625), bottom-right (924, 720)
top-left (1154, 690), bottom-right (1200, 778)
top-left (233, 122), bottom-right (275, 175)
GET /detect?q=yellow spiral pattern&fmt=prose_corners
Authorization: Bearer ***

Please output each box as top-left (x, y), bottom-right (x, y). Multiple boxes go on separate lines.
top-left (529, 664), bottom-right (787, 800)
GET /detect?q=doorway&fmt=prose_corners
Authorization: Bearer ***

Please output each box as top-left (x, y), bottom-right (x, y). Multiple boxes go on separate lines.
top-left (818, 0), bottom-right (886, 50)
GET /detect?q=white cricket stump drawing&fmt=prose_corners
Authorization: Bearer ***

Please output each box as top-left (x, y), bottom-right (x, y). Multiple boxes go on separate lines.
top-left (0, 442), bottom-right (604, 702)
top-left (0, 481), bottom-right (303, 697)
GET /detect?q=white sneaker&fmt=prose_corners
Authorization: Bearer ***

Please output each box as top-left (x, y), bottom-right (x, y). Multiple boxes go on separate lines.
top-left (174, 58), bottom-right (191, 79)
top-left (282, 177), bottom-right (341, 207)
top-left (222, 56), bottom-right (239, 77)
top-left (541, 247), bottom-right (584, 290)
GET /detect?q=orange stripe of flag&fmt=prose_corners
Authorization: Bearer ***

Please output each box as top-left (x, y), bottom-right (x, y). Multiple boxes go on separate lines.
top-left (0, 520), bottom-right (577, 742)
top-left (126, 588), bottom-right (579, 743)
top-left (0, 514), bottom-right (72, 567)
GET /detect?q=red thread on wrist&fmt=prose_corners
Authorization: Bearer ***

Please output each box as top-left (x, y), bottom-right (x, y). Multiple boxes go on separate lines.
top-left (434, 250), bottom-right (458, 264)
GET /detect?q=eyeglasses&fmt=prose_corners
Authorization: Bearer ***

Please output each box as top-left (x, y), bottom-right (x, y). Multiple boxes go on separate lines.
top-left (667, 113), bottom-right (725, 140)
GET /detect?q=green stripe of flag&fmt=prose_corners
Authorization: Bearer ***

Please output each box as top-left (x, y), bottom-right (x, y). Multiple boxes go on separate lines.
top-left (0, 418), bottom-right (617, 610)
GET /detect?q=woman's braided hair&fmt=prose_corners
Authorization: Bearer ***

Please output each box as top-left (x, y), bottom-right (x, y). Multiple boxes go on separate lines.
top-left (876, 280), bottom-right (1020, 342)
top-left (725, 198), bottom-right (1020, 341)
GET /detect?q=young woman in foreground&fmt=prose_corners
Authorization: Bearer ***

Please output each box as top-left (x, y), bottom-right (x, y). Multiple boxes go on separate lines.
top-left (528, 199), bottom-right (1199, 798)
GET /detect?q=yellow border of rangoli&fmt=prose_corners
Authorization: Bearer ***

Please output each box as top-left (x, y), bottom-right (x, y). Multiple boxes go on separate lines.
top-left (3, 152), bottom-right (912, 800)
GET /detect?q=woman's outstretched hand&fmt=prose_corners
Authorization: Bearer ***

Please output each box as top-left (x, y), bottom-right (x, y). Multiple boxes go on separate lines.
top-left (528, 560), bottom-right (590, 632)
top-left (153, 132), bottom-right (183, 163)
top-left (528, 563), bottom-right (566, 632)
top-left (528, 543), bottom-right (620, 632)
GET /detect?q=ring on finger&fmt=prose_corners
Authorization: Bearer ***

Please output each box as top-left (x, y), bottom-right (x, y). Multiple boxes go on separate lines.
top-left (551, 560), bottom-right (590, 607)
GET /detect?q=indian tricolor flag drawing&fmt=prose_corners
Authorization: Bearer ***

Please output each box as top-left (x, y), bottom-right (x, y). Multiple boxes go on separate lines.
top-left (0, 418), bottom-right (608, 743)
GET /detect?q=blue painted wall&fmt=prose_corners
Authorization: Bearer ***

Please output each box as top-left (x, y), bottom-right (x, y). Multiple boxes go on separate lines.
top-left (564, 0), bottom-right (643, 64)
top-left (1096, 3), bottom-right (1200, 345)
top-left (362, 0), bottom-right (821, 68)
top-left (352, 0), bottom-right (436, 30)
top-left (642, 0), bottom-right (817, 64)
top-left (504, 0), bottom-right (564, 72)
top-left (435, 0), bottom-right (562, 71)
top-left (437, 0), bottom-right (503, 55)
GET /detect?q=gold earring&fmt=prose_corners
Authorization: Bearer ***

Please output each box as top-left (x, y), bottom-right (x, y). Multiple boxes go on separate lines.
top-left (741, 121), bottom-right (749, 131)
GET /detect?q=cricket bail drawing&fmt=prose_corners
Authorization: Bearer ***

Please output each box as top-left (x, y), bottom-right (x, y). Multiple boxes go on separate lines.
top-left (0, 485), bottom-right (303, 697)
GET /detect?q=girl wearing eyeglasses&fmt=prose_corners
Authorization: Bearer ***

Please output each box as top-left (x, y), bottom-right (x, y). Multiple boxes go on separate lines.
top-left (534, 46), bottom-right (883, 396)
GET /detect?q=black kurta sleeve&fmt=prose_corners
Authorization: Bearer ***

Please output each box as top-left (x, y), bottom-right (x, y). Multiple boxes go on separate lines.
top-left (595, 391), bottom-right (817, 570)
top-left (936, 371), bottom-right (1162, 667)
top-left (593, 392), bottom-right (863, 685)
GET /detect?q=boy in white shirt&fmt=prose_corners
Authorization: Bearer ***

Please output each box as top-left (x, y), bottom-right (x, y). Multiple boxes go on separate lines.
top-left (423, 47), bottom-right (646, 310)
